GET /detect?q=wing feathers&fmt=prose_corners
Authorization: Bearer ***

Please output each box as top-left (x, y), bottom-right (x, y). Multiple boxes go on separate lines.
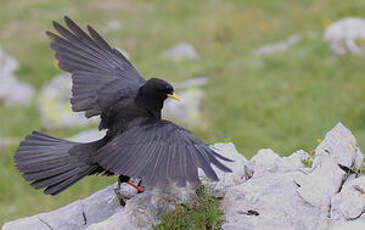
top-left (176, 145), bottom-right (187, 187)
top-left (202, 146), bottom-right (232, 173)
top-left (47, 17), bottom-right (145, 119)
top-left (93, 120), bottom-right (232, 188)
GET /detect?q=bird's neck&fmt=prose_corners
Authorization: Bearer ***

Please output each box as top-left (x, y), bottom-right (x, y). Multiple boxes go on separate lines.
top-left (135, 89), bottom-right (163, 120)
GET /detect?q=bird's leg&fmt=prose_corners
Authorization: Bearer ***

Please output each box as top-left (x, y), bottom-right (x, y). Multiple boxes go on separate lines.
top-left (137, 178), bottom-right (144, 193)
top-left (113, 175), bottom-right (144, 206)
top-left (126, 181), bottom-right (144, 193)
top-left (114, 176), bottom-right (126, 206)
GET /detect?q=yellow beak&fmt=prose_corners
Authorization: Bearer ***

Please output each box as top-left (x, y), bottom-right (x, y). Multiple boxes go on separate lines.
top-left (167, 93), bottom-right (181, 102)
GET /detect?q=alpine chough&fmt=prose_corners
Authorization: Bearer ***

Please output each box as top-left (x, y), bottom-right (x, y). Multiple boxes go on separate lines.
top-left (14, 16), bottom-right (232, 197)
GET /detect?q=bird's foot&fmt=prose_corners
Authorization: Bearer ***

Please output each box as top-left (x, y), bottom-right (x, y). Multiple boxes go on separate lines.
top-left (114, 176), bottom-right (144, 206)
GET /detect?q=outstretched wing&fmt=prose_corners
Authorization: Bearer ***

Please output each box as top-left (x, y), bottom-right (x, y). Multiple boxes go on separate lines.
top-left (92, 120), bottom-right (233, 187)
top-left (46, 16), bottom-right (145, 118)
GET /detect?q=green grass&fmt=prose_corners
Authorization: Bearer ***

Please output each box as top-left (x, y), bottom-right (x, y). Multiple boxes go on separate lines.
top-left (155, 187), bottom-right (224, 230)
top-left (1, 0), bottom-right (365, 227)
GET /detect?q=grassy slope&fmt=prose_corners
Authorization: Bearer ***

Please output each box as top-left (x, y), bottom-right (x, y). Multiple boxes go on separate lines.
top-left (0, 0), bottom-right (364, 226)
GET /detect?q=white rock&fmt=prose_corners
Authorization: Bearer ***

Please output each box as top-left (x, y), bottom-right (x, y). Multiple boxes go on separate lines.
top-left (253, 34), bottom-right (301, 56)
top-left (105, 20), bottom-right (123, 32)
top-left (221, 171), bottom-right (321, 230)
top-left (172, 76), bottom-right (209, 90)
top-left (163, 77), bottom-right (209, 127)
top-left (248, 148), bottom-right (282, 174)
top-left (0, 45), bottom-right (34, 106)
top-left (221, 122), bottom-right (364, 230)
top-left (281, 149), bottom-right (311, 170)
top-left (86, 185), bottom-right (196, 230)
top-left (331, 177), bottom-right (365, 222)
top-left (85, 211), bottom-right (144, 230)
top-left (162, 87), bottom-right (204, 127)
top-left (331, 221), bottom-right (365, 230)
top-left (324, 17), bottom-right (365, 55)
top-left (0, 46), bottom-right (18, 75)
top-left (315, 122), bottom-right (363, 169)
top-left (37, 74), bottom-right (99, 129)
top-left (199, 143), bottom-right (248, 196)
top-left (70, 129), bottom-right (107, 143)
top-left (295, 153), bottom-right (346, 208)
top-left (2, 185), bottom-right (123, 230)
top-left (164, 42), bottom-right (198, 62)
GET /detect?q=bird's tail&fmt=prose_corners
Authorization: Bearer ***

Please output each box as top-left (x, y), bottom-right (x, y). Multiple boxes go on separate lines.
top-left (14, 131), bottom-right (98, 195)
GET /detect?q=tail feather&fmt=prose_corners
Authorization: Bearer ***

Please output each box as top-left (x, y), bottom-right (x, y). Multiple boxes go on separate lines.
top-left (23, 164), bottom-right (75, 181)
top-left (14, 131), bottom-right (97, 195)
top-left (44, 166), bottom-right (97, 195)
top-left (31, 168), bottom-right (81, 189)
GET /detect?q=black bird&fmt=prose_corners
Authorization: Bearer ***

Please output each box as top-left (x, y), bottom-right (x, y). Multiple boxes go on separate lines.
top-left (14, 17), bottom-right (232, 198)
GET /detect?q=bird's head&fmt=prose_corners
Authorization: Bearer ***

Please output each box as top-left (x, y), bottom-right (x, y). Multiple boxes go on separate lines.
top-left (139, 78), bottom-right (180, 102)
top-left (136, 78), bottom-right (180, 118)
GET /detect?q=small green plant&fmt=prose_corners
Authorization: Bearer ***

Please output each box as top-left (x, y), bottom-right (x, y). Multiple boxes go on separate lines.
top-left (355, 37), bottom-right (365, 48)
top-left (301, 146), bottom-right (315, 168)
top-left (301, 158), bottom-right (313, 168)
top-left (360, 161), bottom-right (365, 175)
top-left (154, 187), bottom-right (224, 230)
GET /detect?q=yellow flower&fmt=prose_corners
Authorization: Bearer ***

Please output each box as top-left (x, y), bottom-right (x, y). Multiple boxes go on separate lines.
top-left (213, 42), bottom-right (221, 49)
top-left (323, 19), bottom-right (331, 28)
top-left (53, 59), bottom-right (59, 69)
top-left (317, 138), bottom-right (322, 144)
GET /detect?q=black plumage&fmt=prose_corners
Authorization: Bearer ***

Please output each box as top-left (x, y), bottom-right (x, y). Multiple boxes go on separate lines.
top-left (14, 16), bottom-right (232, 195)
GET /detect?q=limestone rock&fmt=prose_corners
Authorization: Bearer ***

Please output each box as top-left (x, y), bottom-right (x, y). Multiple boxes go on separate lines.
top-left (331, 221), bottom-right (365, 230)
top-left (253, 34), bottom-right (301, 56)
top-left (70, 129), bottom-right (107, 143)
top-left (315, 122), bottom-right (363, 170)
top-left (221, 171), bottom-right (321, 230)
top-left (163, 77), bottom-right (209, 127)
top-left (164, 42), bottom-right (198, 62)
top-left (199, 143), bottom-right (248, 196)
top-left (0, 45), bottom-right (34, 106)
top-left (105, 20), bottom-right (123, 32)
top-left (247, 148), bottom-right (282, 174)
top-left (2, 185), bottom-right (122, 230)
top-left (172, 76), bottom-right (209, 90)
top-left (324, 17), bottom-right (365, 55)
top-left (37, 74), bottom-right (99, 129)
top-left (221, 122), bottom-right (364, 230)
top-left (331, 177), bottom-right (365, 222)
top-left (162, 87), bottom-right (204, 127)
top-left (86, 185), bottom-right (196, 230)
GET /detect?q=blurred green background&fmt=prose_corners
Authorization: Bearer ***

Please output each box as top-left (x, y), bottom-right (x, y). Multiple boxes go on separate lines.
top-left (1, 0), bottom-right (364, 225)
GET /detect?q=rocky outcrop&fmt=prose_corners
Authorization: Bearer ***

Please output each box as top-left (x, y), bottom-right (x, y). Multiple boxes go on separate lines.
top-left (221, 122), bottom-right (364, 230)
top-left (252, 34), bottom-right (301, 56)
top-left (324, 17), bottom-right (365, 56)
top-left (0, 45), bottom-right (34, 106)
top-left (37, 74), bottom-right (100, 129)
top-left (2, 122), bottom-right (364, 230)
top-left (164, 42), bottom-right (198, 62)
